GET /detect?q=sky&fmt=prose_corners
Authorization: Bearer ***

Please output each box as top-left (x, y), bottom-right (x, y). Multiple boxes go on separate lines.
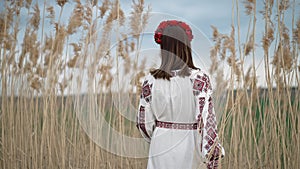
top-left (120, 0), bottom-right (299, 87)
top-left (1, 0), bottom-right (299, 89)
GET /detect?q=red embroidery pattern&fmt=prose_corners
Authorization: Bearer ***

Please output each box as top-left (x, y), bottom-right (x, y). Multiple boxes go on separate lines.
top-left (207, 145), bottom-right (221, 169)
top-left (192, 73), bottom-right (212, 95)
top-left (192, 72), bottom-right (212, 153)
top-left (207, 157), bottom-right (219, 169)
top-left (138, 105), bottom-right (150, 138)
top-left (137, 78), bottom-right (153, 139)
top-left (197, 97), bottom-right (205, 136)
top-left (192, 72), bottom-right (223, 168)
top-left (204, 97), bottom-right (217, 151)
top-left (141, 80), bottom-right (153, 103)
top-left (199, 97), bottom-right (205, 114)
top-left (193, 79), bottom-right (205, 91)
top-left (156, 120), bottom-right (198, 130)
top-left (204, 97), bottom-right (221, 168)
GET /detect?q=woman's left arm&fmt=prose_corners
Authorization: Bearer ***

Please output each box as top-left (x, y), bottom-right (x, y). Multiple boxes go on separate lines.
top-left (202, 77), bottom-right (225, 169)
top-left (191, 71), bottom-right (225, 169)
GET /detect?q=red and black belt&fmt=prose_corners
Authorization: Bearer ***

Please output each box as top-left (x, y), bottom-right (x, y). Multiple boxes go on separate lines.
top-left (155, 120), bottom-right (198, 130)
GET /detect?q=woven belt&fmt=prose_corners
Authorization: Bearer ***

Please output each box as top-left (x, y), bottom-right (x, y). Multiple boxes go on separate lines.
top-left (155, 120), bottom-right (198, 130)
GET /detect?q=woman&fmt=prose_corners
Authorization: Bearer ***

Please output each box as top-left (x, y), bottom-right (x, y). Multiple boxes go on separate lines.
top-left (136, 20), bottom-right (224, 169)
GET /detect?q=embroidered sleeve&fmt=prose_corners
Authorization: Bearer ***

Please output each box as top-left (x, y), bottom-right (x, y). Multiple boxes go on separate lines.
top-left (136, 75), bottom-right (156, 143)
top-left (191, 71), bottom-right (225, 169)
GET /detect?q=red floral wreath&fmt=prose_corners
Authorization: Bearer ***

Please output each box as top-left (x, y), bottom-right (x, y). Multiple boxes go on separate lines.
top-left (154, 20), bottom-right (193, 44)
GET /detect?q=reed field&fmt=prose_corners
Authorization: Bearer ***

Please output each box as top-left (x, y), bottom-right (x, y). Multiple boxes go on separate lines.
top-left (0, 0), bottom-right (299, 168)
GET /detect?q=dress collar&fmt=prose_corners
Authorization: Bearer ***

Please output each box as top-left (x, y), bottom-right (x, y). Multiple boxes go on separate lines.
top-left (170, 68), bottom-right (194, 77)
top-left (170, 69), bottom-right (181, 77)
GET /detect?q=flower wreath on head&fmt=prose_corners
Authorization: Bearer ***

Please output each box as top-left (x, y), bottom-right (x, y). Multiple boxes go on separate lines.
top-left (154, 20), bottom-right (194, 44)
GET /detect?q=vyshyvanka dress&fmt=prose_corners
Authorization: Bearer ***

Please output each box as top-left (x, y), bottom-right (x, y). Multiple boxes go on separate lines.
top-left (136, 69), bottom-right (225, 169)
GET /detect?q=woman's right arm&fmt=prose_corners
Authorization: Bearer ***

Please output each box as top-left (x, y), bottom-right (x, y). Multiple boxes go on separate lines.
top-left (136, 75), bottom-right (156, 143)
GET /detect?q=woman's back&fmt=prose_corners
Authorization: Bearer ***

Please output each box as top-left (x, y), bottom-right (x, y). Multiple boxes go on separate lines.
top-left (151, 72), bottom-right (196, 123)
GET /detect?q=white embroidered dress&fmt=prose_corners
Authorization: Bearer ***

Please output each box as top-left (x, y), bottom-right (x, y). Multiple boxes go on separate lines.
top-left (137, 69), bottom-right (225, 169)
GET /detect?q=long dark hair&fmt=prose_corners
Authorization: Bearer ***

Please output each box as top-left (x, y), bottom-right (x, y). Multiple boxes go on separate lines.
top-left (150, 25), bottom-right (198, 80)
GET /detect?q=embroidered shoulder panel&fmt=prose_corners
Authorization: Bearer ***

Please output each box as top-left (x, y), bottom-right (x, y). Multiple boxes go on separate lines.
top-left (140, 75), bottom-right (154, 103)
top-left (190, 70), bottom-right (212, 96)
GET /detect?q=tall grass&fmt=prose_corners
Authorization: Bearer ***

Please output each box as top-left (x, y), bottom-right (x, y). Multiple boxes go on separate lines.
top-left (210, 0), bottom-right (300, 168)
top-left (0, 0), bottom-right (299, 169)
top-left (1, 0), bottom-right (149, 168)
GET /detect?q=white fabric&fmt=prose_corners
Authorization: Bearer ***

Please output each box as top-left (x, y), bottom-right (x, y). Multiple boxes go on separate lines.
top-left (137, 69), bottom-right (224, 169)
